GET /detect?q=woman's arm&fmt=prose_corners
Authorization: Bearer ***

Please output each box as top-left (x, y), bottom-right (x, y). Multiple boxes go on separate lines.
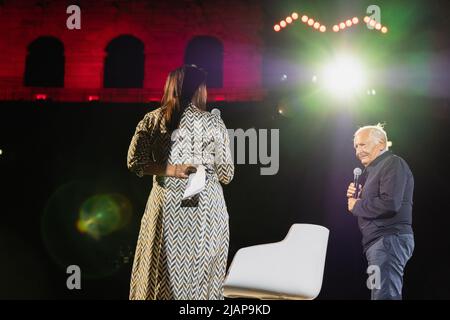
top-left (127, 113), bottom-right (196, 179)
top-left (141, 162), bottom-right (197, 179)
top-left (214, 115), bottom-right (234, 185)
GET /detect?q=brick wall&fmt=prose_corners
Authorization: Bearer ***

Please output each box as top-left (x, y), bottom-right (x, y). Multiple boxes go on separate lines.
top-left (0, 0), bottom-right (264, 102)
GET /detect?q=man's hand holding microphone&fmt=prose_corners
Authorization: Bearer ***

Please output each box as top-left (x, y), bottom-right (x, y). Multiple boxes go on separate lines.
top-left (347, 168), bottom-right (363, 213)
top-left (347, 182), bottom-right (362, 213)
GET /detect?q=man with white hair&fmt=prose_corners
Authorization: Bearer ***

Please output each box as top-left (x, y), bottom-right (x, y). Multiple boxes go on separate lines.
top-left (347, 123), bottom-right (414, 300)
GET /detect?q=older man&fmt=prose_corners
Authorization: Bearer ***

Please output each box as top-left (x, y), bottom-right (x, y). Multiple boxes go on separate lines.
top-left (347, 124), bottom-right (414, 300)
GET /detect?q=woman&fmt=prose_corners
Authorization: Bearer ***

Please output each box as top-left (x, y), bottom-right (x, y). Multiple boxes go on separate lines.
top-left (127, 65), bottom-right (234, 300)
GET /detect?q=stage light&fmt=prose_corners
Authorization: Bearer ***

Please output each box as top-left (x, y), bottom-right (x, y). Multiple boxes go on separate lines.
top-left (375, 23), bottom-right (382, 30)
top-left (280, 20), bottom-right (287, 28)
top-left (320, 53), bottom-right (367, 99)
top-left (301, 15), bottom-right (308, 22)
top-left (88, 95), bottom-right (99, 102)
top-left (0, 149), bottom-right (3, 156)
top-left (369, 19), bottom-right (377, 27)
top-left (313, 22), bottom-right (320, 29)
top-left (381, 26), bottom-right (388, 33)
top-left (363, 16), bottom-right (370, 23)
top-left (339, 22), bottom-right (346, 29)
top-left (35, 93), bottom-right (48, 100)
top-left (319, 25), bottom-right (326, 32)
top-left (286, 16), bottom-right (293, 24)
top-left (333, 25), bottom-right (339, 32)
top-left (274, 24), bottom-right (281, 31)
top-left (214, 95), bottom-right (226, 101)
top-left (352, 17), bottom-right (359, 24)
top-left (308, 18), bottom-right (314, 26)
top-left (291, 12), bottom-right (299, 20)
top-left (346, 19), bottom-right (352, 27)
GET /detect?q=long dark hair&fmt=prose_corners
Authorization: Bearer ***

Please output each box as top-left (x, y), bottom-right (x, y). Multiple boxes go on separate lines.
top-left (161, 65), bottom-right (207, 131)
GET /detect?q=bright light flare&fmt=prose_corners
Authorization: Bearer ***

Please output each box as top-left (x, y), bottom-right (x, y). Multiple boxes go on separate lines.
top-left (319, 54), bottom-right (367, 99)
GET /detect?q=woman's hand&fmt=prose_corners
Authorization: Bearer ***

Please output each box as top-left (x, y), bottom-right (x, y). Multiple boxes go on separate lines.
top-left (166, 164), bottom-right (197, 179)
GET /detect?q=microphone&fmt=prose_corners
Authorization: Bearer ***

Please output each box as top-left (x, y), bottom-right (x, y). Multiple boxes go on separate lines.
top-left (353, 167), bottom-right (362, 199)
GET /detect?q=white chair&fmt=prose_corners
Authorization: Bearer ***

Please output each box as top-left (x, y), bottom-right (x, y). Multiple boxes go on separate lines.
top-left (223, 224), bottom-right (329, 300)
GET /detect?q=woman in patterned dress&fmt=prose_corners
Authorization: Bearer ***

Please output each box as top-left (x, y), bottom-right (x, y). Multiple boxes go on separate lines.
top-left (127, 65), bottom-right (234, 300)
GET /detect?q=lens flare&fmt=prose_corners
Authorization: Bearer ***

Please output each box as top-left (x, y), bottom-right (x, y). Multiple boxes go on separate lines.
top-left (76, 194), bottom-right (131, 240)
top-left (320, 53), bottom-right (367, 100)
top-left (41, 180), bottom-right (134, 279)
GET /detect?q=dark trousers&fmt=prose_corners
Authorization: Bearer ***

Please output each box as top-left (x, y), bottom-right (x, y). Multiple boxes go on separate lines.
top-left (365, 233), bottom-right (415, 300)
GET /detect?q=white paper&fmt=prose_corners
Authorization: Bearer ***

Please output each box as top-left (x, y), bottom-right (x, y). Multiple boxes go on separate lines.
top-left (182, 165), bottom-right (205, 200)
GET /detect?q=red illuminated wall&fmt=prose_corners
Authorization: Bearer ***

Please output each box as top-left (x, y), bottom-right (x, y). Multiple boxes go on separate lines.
top-left (0, 0), bottom-right (264, 102)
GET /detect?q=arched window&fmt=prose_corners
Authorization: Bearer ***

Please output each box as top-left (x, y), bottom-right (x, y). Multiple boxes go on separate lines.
top-left (184, 36), bottom-right (223, 88)
top-left (104, 35), bottom-right (145, 88)
top-left (24, 36), bottom-right (65, 87)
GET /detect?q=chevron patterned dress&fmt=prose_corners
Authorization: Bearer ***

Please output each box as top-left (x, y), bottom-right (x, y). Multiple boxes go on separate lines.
top-left (127, 104), bottom-right (234, 300)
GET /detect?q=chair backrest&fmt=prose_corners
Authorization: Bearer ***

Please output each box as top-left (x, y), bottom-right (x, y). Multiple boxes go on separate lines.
top-left (280, 224), bottom-right (329, 298)
top-left (224, 223), bottom-right (329, 299)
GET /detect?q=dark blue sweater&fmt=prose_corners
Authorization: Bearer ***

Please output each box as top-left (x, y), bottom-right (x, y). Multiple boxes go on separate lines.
top-left (352, 151), bottom-right (414, 252)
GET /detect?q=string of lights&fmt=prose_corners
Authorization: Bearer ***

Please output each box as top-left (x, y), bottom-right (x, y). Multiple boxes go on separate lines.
top-left (274, 12), bottom-right (388, 34)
